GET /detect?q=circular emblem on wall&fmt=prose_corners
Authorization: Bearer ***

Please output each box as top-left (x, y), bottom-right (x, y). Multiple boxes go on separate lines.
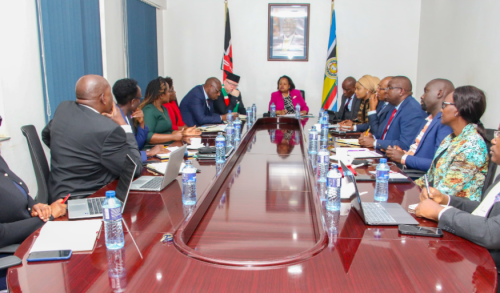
top-left (325, 57), bottom-right (337, 79)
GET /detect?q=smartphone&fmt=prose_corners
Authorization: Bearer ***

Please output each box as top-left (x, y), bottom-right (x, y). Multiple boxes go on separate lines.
top-left (398, 225), bottom-right (443, 237)
top-left (27, 250), bottom-right (72, 262)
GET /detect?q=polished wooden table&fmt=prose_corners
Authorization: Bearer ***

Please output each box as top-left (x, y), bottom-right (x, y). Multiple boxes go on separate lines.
top-left (8, 118), bottom-right (497, 292)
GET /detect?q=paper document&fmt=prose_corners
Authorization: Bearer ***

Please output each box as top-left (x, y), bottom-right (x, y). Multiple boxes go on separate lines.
top-left (239, 115), bottom-right (247, 119)
top-left (147, 162), bottom-right (186, 175)
top-left (336, 139), bottom-right (360, 146)
top-left (156, 149), bottom-right (196, 159)
top-left (369, 170), bottom-right (408, 180)
top-left (408, 203), bottom-right (447, 214)
top-left (30, 220), bottom-right (102, 253)
top-left (346, 149), bottom-right (383, 158)
top-left (198, 124), bottom-right (227, 132)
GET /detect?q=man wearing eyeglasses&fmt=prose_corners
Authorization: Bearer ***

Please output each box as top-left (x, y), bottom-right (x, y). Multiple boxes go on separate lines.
top-left (385, 79), bottom-right (454, 174)
top-left (213, 72), bottom-right (247, 116)
top-left (113, 78), bottom-right (169, 162)
top-left (180, 77), bottom-right (237, 127)
top-left (358, 76), bottom-right (427, 151)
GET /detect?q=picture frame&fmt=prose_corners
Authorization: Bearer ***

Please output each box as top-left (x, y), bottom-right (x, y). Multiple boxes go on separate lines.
top-left (268, 3), bottom-right (310, 61)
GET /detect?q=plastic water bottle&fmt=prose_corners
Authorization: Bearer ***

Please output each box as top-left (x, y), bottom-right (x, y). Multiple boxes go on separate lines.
top-left (317, 180), bottom-right (327, 201)
top-left (270, 102), bottom-right (276, 117)
top-left (216, 161), bottom-right (225, 176)
top-left (317, 145), bottom-right (329, 182)
top-left (182, 160), bottom-right (197, 205)
top-left (234, 117), bottom-right (242, 140)
top-left (308, 126), bottom-right (318, 154)
top-left (318, 109), bottom-right (324, 123)
top-left (227, 109), bottom-right (233, 123)
top-left (326, 163), bottom-right (342, 211)
top-left (215, 132), bottom-right (226, 163)
top-left (270, 129), bottom-right (276, 142)
top-left (320, 112), bottom-right (329, 148)
top-left (295, 104), bottom-right (301, 119)
top-left (103, 191), bottom-right (125, 249)
top-left (246, 107), bottom-right (253, 124)
top-left (374, 158), bottom-right (390, 201)
top-left (226, 121), bottom-right (234, 148)
top-left (252, 103), bottom-right (257, 121)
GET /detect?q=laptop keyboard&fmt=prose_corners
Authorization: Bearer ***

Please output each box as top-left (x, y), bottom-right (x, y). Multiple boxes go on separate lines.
top-left (139, 177), bottom-right (163, 189)
top-left (87, 197), bottom-right (105, 215)
top-left (362, 202), bottom-right (396, 224)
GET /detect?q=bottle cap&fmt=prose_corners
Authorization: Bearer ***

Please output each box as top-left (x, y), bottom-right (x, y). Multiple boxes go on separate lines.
top-left (228, 110), bottom-right (232, 114)
top-left (311, 126), bottom-right (316, 130)
top-left (380, 158), bottom-right (387, 163)
top-left (331, 163), bottom-right (338, 168)
top-left (105, 191), bottom-right (115, 198)
top-left (161, 233), bottom-right (174, 243)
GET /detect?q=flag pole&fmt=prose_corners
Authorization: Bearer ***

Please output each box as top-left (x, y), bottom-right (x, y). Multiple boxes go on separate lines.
top-left (225, 0), bottom-right (227, 21)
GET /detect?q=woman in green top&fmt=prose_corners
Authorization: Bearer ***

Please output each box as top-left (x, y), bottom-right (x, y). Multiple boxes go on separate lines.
top-left (139, 77), bottom-right (200, 144)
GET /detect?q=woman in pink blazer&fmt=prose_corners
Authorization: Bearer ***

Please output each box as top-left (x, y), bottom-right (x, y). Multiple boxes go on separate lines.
top-left (269, 75), bottom-right (309, 115)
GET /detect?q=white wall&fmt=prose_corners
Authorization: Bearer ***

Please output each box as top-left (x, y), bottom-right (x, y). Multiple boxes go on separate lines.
top-left (0, 1), bottom-right (46, 195)
top-left (416, 0), bottom-right (500, 129)
top-left (162, 0), bottom-right (422, 115)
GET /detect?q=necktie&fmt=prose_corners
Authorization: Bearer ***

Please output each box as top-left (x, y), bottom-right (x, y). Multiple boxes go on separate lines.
top-left (381, 109), bottom-right (397, 139)
top-left (344, 97), bottom-right (352, 112)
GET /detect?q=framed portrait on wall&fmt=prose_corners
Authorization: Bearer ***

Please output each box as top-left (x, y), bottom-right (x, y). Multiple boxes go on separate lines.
top-left (268, 4), bottom-right (310, 61)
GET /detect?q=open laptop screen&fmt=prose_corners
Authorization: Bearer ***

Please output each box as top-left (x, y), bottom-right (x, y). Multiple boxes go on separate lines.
top-left (339, 161), bottom-right (366, 223)
top-left (115, 155), bottom-right (137, 212)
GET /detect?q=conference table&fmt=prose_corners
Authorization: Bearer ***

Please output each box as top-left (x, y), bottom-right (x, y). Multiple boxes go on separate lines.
top-left (7, 117), bottom-right (497, 292)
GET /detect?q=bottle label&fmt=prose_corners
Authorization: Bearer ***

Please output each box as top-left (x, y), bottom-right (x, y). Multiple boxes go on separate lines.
top-left (216, 141), bottom-right (225, 148)
top-left (182, 172), bottom-right (196, 183)
top-left (235, 124), bottom-right (241, 130)
top-left (104, 207), bottom-right (122, 221)
top-left (227, 128), bottom-right (234, 135)
top-left (327, 177), bottom-right (341, 188)
top-left (310, 133), bottom-right (318, 140)
top-left (376, 170), bottom-right (389, 180)
top-left (318, 154), bottom-right (329, 164)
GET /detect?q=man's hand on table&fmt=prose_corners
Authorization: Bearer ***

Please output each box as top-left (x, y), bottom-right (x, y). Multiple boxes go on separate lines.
top-left (340, 120), bottom-right (353, 127)
top-left (386, 145), bottom-right (404, 164)
top-left (146, 145), bottom-right (170, 157)
top-left (358, 132), bottom-right (375, 148)
top-left (415, 199), bottom-right (443, 222)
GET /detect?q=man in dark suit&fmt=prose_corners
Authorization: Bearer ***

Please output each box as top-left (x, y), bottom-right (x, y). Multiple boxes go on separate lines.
top-left (416, 126), bottom-right (500, 275)
top-left (332, 77), bottom-right (361, 122)
top-left (359, 76), bottom-right (427, 151)
top-left (213, 72), bottom-right (247, 115)
top-left (180, 77), bottom-right (238, 127)
top-left (354, 76), bottom-right (393, 134)
top-left (386, 79), bottom-right (454, 172)
top-left (42, 75), bottom-right (142, 203)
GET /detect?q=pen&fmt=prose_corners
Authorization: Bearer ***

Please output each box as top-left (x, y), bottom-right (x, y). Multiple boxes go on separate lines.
top-left (61, 193), bottom-right (71, 204)
top-left (424, 174), bottom-right (431, 198)
top-left (364, 127), bottom-right (370, 137)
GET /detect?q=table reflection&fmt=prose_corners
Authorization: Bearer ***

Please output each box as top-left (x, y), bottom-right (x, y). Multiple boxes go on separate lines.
top-left (107, 247), bottom-right (127, 292)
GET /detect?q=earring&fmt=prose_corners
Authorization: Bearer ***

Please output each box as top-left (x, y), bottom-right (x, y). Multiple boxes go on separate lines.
top-left (455, 113), bottom-right (458, 117)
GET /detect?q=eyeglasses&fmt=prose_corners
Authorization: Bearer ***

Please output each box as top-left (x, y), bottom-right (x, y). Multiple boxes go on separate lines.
top-left (387, 87), bottom-right (402, 91)
top-left (441, 102), bottom-right (456, 109)
top-left (226, 81), bottom-right (238, 87)
top-left (494, 130), bottom-right (500, 139)
top-left (377, 86), bottom-right (388, 91)
top-left (214, 87), bottom-right (221, 94)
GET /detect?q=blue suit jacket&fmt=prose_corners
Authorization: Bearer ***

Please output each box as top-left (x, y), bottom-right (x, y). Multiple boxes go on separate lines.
top-left (118, 105), bottom-right (147, 162)
top-left (356, 102), bottom-right (394, 134)
top-left (404, 112), bottom-right (452, 171)
top-left (375, 96), bottom-right (427, 151)
top-left (180, 85), bottom-right (223, 127)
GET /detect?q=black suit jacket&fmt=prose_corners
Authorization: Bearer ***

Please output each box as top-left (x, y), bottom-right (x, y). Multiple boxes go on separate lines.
top-left (0, 156), bottom-right (47, 248)
top-left (336, 94), bottom-right (361, 121)
top-left (213, 91), bottom-right (247, 115)
top-left (42, 101), bottom-right (142, 203)
top-left (439, 175), bottom-right (500, 270)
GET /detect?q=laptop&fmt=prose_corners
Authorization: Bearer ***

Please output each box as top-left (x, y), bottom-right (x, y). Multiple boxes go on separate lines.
top-left (68, 154), bottom-right (137, 220)
top-left (340, 161), bottom-right (418, 225)
top-left (130, 145), bottom-right (186, 191)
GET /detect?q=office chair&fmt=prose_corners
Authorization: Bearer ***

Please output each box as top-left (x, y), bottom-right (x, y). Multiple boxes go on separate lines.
top-left (299, 90), bottom-right (306, 101)
top-left (0, 244), bottom-right (22, 291)
top-left (21, 125), bottom-right (50, 204)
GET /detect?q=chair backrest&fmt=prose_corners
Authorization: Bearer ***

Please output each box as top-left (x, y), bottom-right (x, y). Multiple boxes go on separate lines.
top-left (299, 90), bottom-right (306, 101)
top-left (481, 141), bottom-right (498, 201)
top-left (21, 125), bottom-right (50, 204)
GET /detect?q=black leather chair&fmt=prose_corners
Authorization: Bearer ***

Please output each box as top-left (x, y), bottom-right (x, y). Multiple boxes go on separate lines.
top-left (299, 90), bottom-right (306, 101)
top-left (21, 125), bottom-right (50, 204)
top-left (0, 244), bottom-right (22, 291)
top-left (482, 138), bottom-right (498, 201)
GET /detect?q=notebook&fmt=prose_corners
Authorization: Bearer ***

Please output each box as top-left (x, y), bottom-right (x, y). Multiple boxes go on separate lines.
top-left (29, 219), bottom-right (102, 253)
top-left (336, 139), bottom-right (360, 146)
